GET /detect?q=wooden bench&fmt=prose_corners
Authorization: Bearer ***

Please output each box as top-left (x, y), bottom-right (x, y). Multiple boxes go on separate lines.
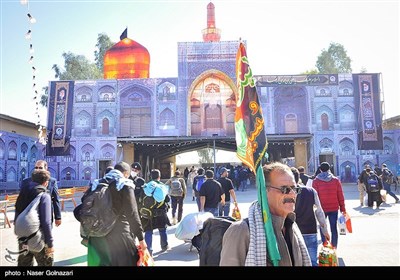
top-left (3, 194), bottom-right (18, 228)
top-left (58, 188), bottom-right (76, 211)
top-left (74, 186), bottom-right (89, 195)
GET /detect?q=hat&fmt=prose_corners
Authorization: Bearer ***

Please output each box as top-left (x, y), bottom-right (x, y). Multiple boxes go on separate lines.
top-left (320, 162), bottom-right (330, 172)
top-left (131, 162), bottom-right (142, 171)
top-left (219, 167), bottom-right (229, 175)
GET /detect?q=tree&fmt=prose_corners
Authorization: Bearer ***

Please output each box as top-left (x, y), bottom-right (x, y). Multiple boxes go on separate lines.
top-left (52, 52), bottom-right (102, 80)
top-left (197, 148), bottom-right (216, 164)
top-left (95, 33), bottom-right (114, 73)
top-left (301, 69), bottom-right (319, 75)
top-left (360, 66), bottom-right (368, 73)
top-left (316, 42), bottom-right (352, 74)
top-left (41, 34), bottom-right (114, 107)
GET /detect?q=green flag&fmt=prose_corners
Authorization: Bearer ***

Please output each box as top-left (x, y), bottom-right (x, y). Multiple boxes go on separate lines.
top-left (235, 42), bottom-right (281, 266)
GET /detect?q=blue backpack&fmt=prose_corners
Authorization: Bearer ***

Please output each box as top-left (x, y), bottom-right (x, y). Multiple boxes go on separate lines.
top-left (367, 174), bottom-right (379, 192)
top-left (196, 176), bottom-right (206, 192)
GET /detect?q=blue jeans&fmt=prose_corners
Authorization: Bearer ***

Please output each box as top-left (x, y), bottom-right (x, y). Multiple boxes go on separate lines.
top-left (320, 211), bottom-right (339, 248)
top-left (204, 207), bottom-right (218, 217)
top-left (145, 228), bottom-right (168, 255)
top-left (302, 233), bottom-right (318, 266)
top-left (383, 182), bottom-right (399, 201)
top-left (218, 201), bottom-right (231, 216)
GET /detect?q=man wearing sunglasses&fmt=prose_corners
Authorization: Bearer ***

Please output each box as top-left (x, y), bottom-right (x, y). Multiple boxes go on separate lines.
top-left (17, 160), bottom-right (62, 227)
top-left (220, 162), bottom-right (311, 266)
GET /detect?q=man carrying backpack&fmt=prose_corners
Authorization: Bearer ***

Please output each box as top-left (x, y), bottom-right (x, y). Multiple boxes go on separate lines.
top-left (87, 161), bottom-right (148, 266)
top-left (381, 164), bottom-right (400, 204)
top-left (19, 160), bottom-right (62, 227)
top-left (363, 168), bottom-right (383, 208)
top-left (165, 170), bottom-right (186, 225)
top-left (192, 168), bottom-right (206, 211)
top-left (15, 170), bottom-right (54, 266)
top-left (129, 162), bottom-right (146, 204)
top-left (139, 169), bottom-right (171, 256)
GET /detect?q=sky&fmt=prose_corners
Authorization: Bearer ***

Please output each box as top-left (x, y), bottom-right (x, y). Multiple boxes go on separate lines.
top-left (0, 0), bottom-right (399, 127)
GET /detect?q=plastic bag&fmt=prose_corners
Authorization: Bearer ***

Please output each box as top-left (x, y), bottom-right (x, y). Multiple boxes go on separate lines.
top-left (175, 212), bottom-right (213, 240)
top-left (137, 246), bottom-right (155, 266)
top-left (363, 193), bottom-right (368, 206)
top-left (344, 212), bottom-right (352, 233)
top-left (338, 213), bottom-right (346, 235)
top-left (231, 205), bottom-right (241, 220)
top-left (318, 242), bottom-right (338, 266)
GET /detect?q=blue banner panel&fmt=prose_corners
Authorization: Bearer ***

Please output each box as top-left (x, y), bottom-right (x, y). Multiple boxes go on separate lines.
top-left (353, 74), bottom-right (383, 150)
top-left (46, 81), bottom-right (74, 156)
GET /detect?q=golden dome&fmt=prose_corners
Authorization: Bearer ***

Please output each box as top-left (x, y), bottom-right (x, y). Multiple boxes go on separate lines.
top-left (103, 38), bottom-right (150, 79)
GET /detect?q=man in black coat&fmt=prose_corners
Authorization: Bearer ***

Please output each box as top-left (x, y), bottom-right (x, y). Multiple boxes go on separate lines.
top-left (18, 160), bottom-right (62, 227)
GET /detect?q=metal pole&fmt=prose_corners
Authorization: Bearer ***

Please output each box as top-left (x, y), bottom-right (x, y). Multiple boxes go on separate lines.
top-left (213, 139), bottom-right (216, 172)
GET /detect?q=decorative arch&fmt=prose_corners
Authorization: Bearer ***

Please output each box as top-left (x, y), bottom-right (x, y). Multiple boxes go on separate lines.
top-left (97, 110), bottom-right (114, 136)
top-left (20, 142), bottom-right (28, 160)
top-left (61, 167), bottom-right (76, 180)
top-left (383, 136), bottom-right (394, 155)
top-left (30, 145), bottom-right (38, 162)
top-left (8, 141), bottom-right (17, 160)
top-left (75, 86), bottom-right (93, 102)
top-left (188, 69), bottom-right (237, 136)
top-left (48, 167), bottom-right (57, 179)
top-left (82, 167), bottom-right (94, 180)
top-left (7, 167), bottom-right (16, 182)
top-left (339, 137), bottom-right (355, 156)
top-left (82, 143), bottom-right (95, 160)
top-left (338, 80), bottom-right (353, 96)
top-left (340, 161), bottom-right (356, 183)
top-left (338, 105), bottom-right (356, 130)
top-left (20, 168), bottom-right (27, 181)
top-left (158, 81), bottom-right (177, 101)
top-left (319, 138), bottom-right (334, 153)
top-left (274, 86), bottom-right (308, 134)
top-left (315, 105), bottom-right (334, 131)
top-left (100, 144), bottom-right (115, 159)
top-left (98, 85), bottom-right (115, 102)
top-left (0, 138), bottom-right (4, 159)
top-left (159, 108), bottom-right (176, 129)
top-left (62, 145), bottom-right (76, 162)
top-left (75, 110), bottom-right (92, 137)
top-left (284, 113), bottom-right (298, 133)
top-left (120, 85), bottom-right (152, 137)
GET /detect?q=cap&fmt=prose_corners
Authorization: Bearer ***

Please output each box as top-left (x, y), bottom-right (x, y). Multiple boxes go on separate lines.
top-left (320, 162), bottom-right (330, 172)
top-left (131, 162), bottom-right (142, 171)
top-left (382, 163), bottom-right (387, 167)
top-left (219, 167), bottom-right (229, 175)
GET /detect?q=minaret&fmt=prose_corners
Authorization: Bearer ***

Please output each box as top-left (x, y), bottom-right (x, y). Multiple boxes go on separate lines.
top-left (202, 2), bottom-right (221, 42)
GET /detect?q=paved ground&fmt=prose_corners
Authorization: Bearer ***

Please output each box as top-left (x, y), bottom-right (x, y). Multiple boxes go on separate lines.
top-left (1, 183), bottom-right (399, 267)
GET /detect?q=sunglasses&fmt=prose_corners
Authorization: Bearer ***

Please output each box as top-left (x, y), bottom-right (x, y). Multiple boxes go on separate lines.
top-left (268, 185), bottom-right (302, 195)
top-left (34, 166), bottom-right (44, 169)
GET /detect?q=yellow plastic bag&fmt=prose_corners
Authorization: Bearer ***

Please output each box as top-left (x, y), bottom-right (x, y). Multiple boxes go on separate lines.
top-left (231, 204), bottom-right (241, 220)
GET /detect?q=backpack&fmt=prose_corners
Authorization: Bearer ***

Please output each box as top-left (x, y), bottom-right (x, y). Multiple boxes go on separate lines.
top-left (382, 169), bottom-right (394, 184)
top-left (366, 174), bottom-right (379, 192)
top-left (14, 192), bottom-right (45, 253)
top-left (196, 176), bottom-right (205, 192)
top-left (198, 216), bottom-right (248, 266)
top-left (170, 178), bottom-right (183, 197)
top-left (138, 188), bottom-right (164, 220)
top-left (74, 182), bottom-right (118, 237)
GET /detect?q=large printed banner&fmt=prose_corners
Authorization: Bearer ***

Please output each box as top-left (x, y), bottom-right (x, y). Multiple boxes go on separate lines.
top-left (353, 74), bottom-right (383, 150)
top-left (46, 81), bottom-right (74, 156)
